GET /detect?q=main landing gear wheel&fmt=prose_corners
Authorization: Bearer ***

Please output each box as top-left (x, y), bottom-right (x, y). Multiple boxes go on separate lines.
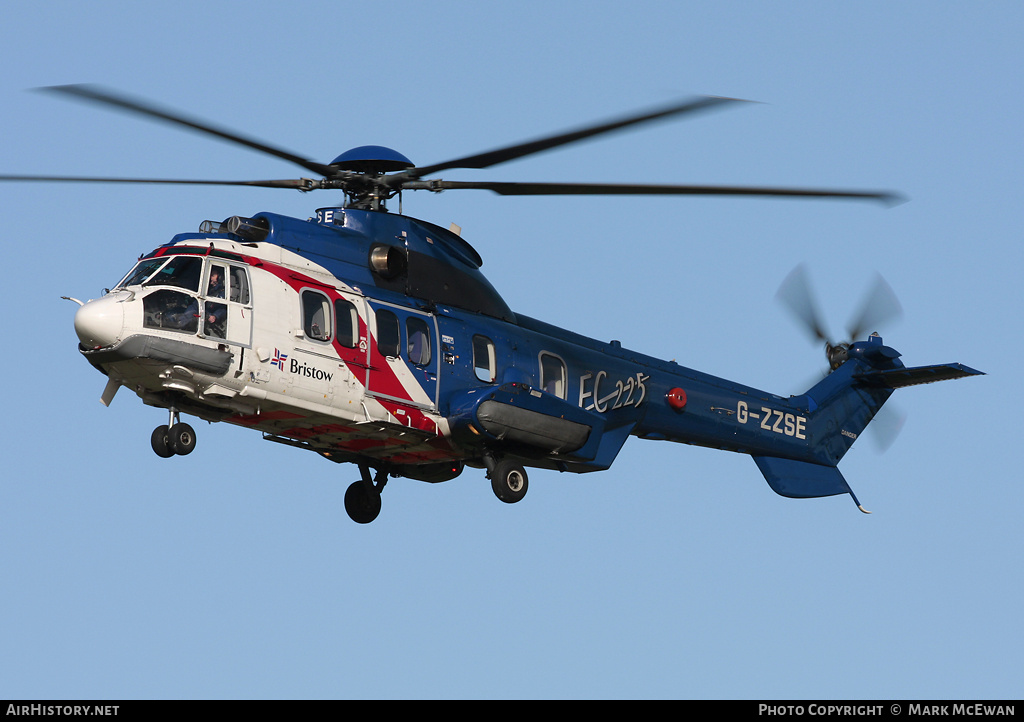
top-left (344, 481), bottom-right (382, 524)
top-left (151, 425), bottom-right (174, 458)
top-left (490, 459), bottom-right (528, 504)
top-left (344, 465), bottom-right (388, 524)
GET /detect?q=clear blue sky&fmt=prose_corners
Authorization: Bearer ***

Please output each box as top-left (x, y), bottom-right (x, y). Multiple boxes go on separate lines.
top-left (1, 1), bottom-right (1019, 700)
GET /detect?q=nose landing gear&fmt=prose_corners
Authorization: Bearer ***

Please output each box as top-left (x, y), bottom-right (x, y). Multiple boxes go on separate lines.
top-left (151, 408), bottom-right (196, 457)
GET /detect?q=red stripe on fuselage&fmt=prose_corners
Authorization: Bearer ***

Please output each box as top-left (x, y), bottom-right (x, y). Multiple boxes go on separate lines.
top-left (256, 260), bottom-right (436, 419)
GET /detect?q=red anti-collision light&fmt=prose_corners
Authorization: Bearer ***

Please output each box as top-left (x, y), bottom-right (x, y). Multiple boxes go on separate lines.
top-left (666, 387), bottom-right (687, 411)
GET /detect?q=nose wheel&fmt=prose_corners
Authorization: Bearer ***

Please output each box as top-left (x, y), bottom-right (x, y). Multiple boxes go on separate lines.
top-left (151, 408), bottom-right (196, 457)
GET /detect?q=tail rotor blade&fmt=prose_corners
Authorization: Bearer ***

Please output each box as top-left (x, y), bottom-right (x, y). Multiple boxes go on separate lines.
top-left (776, 264), bottom-right (831, 344)
top-left (869, 404), bottom-right (906, 453)
top-left (847, 273), bottom-right (902, 341)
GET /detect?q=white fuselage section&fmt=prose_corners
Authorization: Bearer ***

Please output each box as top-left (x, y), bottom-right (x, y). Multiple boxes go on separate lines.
top-left (76, 237), bottom-right (455, 467)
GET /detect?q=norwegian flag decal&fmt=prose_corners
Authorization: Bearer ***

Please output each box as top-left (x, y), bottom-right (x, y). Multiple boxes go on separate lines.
top-left (271, 348), bottom-right (288, 371)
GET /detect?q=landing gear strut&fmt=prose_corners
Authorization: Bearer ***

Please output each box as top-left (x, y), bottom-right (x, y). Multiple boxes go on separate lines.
top-left (151, 407), bottom-right (196, 457)
top-left (345, 465), bottom-right (388, 524)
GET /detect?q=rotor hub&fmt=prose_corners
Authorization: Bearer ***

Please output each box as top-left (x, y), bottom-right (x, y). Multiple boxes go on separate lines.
top-left (329, 146), bottom-right (414, 174)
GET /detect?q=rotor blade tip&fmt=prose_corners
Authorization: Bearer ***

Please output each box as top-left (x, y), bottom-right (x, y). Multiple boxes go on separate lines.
top-left (707, 94), bottom-right (763, 105)
top-left (35, 83), bottom-right (90, 94)
top-left (881, 193), bottom-right (909, 207)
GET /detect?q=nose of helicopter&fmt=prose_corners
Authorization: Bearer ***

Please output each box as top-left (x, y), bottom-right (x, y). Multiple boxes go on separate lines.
top-left (74, 295), bottom-right (125, 349)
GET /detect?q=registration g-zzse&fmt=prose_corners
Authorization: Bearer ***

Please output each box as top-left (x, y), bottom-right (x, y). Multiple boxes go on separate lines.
top-left (11, 85), bottom-right (983, 523)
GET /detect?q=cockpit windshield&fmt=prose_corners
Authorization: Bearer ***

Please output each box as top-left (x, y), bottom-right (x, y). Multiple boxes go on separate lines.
top-left (143, 256), bottom-right (203, 292)
top-left (115, 257), bottom-right (166, 288)
top-left (116, 254), bottom-right (205, 292)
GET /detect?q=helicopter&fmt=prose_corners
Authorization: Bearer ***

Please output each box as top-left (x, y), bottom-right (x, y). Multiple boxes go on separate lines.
top-left (4, 85), bottom-right (982, 524)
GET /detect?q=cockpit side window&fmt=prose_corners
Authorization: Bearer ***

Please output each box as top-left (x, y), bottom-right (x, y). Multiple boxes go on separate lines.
top-left (202, 264), bottom-right (228, 339)
top-left (229, 266), bottom-right (250, 304)
top-left (206, 264), bottom-right (227, 299)
top-left (144, 289), bottom-right (198, 333)
top-left (144, 256), bottom-right (203, 292)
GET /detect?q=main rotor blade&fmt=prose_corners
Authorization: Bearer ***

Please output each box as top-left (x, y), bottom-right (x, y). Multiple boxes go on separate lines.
top-left (407, 96), bottom-right (745, 179)
top-left (0, 174), bottom-right (318, 190)
top-left (776, 264), bottom-right (832, 344)
top-left (404, 179), bottom-right (901, 203)
top-left (37, 84), bottom-right (336, 178)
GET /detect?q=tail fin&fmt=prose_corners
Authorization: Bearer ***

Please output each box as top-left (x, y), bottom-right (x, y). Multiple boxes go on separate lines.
top-left (753, 335), bottom-right (983, 511)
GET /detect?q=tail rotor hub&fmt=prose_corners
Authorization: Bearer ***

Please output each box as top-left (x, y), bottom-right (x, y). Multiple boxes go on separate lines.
top-left (777, 265), bottom-right (903, 375)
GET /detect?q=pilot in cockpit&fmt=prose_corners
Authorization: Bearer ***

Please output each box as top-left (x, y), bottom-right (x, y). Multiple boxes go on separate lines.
top-left (166, 266), bottom-right (227, 335)
top-left (206, 267), bottom-right (224, 300)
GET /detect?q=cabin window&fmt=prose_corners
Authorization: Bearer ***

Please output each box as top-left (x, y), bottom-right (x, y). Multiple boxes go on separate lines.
top-left (540, 352), bottom-right (567, 399)
top-left (407, 317), bottom-right (432, 366)
top-left (335, 299), bottom-right (358, 348)
top-left (302, 290), bottom-right (332, 342)
top-left (143, 256), bottom-right (203, 292)
top-left (376, 309), bottom-right (400, 358)
top-left (473, 335), bottom-right (496, 383)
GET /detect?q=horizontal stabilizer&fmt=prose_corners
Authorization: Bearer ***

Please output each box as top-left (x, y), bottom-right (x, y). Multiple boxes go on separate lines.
top-left (855, 362), bottom-right (984, 389)
top-left (752, 455), bottom-right (852, 499)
